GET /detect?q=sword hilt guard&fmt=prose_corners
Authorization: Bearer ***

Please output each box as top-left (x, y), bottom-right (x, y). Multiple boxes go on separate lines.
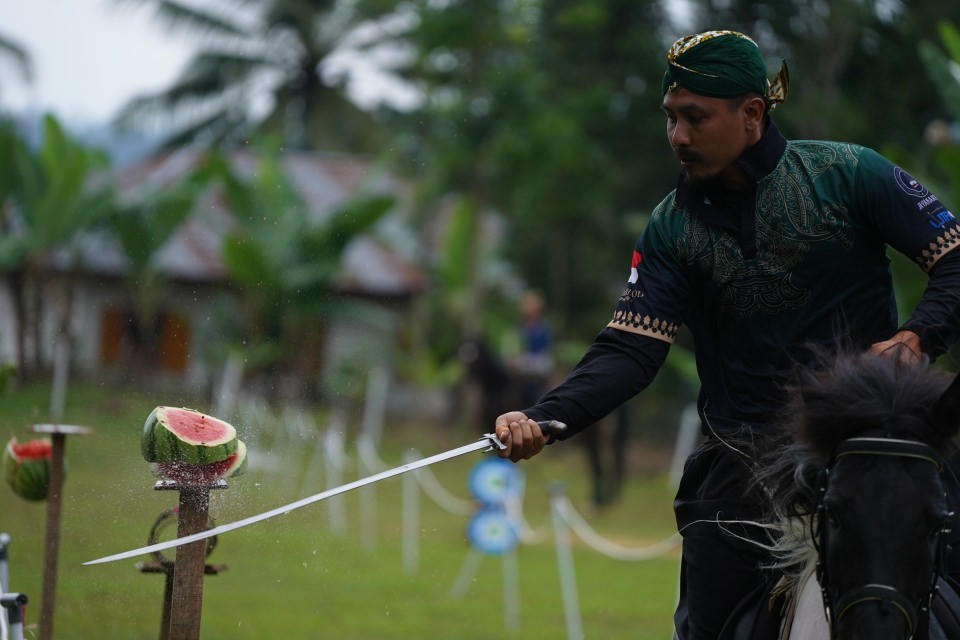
top-left (482, 433), bottom-right (507, 451)
top-left (483, 419), bottom-right (568, 451)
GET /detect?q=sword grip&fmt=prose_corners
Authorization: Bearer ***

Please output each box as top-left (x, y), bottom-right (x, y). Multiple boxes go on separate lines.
top-left (537, 420), bottom-right (567, 438)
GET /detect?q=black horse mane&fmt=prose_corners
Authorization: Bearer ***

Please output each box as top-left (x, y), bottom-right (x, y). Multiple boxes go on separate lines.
top-left (756, 347), bottom-right (958, 526)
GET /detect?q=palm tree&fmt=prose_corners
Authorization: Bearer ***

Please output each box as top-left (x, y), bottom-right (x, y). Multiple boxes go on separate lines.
top-left (113, 0), bottom-right (397, 151)
top-left (0, 31), bottom-right (33, 88)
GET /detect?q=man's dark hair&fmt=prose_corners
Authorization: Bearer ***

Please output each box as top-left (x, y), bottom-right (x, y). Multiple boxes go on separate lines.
top-left (728, 92), bottom-right (767, 113)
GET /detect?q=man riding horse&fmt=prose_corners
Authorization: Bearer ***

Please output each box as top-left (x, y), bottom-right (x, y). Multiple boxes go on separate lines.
top-left (489, 30), bottom-right (960, 639)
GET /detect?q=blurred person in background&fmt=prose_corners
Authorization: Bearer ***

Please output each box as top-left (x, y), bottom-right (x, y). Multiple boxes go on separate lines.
top-left (509, 289), bottom-right (554, 408)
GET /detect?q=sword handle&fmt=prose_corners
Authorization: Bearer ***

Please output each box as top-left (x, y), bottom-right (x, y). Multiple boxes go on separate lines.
top-left (537, 420), bottom-right (567, 438)
top-left (486, 420), bottom-right (567, 451)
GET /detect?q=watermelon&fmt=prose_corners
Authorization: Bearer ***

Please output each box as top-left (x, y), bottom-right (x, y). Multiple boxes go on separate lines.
top-left (142, 406), bottom-right (238, 465)
top-left (154, 440), bottom-right (248, 484)
top-left (3, 437), bottom-right (53, 502)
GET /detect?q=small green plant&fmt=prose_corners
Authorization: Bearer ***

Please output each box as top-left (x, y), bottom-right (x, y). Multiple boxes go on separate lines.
top-left (0, 361), bottom-right (16, 394)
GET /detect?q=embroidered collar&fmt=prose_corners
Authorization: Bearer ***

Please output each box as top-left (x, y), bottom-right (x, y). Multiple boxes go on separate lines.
top-left (674, 117), bottom-right (788, 213)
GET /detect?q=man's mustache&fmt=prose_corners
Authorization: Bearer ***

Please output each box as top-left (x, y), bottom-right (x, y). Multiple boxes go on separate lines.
top-left (675, 150), bottom-right (702, 163)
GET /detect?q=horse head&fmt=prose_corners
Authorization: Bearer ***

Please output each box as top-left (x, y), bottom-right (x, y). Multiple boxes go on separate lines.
top-left (785, 353), bottom-right (960, 639)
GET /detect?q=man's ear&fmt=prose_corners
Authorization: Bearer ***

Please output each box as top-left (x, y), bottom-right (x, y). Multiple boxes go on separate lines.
top-left (743, 95), bottom-right (766, 131)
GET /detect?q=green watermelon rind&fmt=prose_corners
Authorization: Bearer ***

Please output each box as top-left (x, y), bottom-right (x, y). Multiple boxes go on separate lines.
top-left (3, 437), bottom-right (52, 502)
top-left (153, 439), bottom-right (248, 484)
top-left (223, 439), bottom-right (248, 478)
top-left (142, 406), bottom-right (238, 465)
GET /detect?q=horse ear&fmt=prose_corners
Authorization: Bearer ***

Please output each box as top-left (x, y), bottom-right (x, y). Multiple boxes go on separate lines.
top-left (931, 372), bottom-right (960, 437)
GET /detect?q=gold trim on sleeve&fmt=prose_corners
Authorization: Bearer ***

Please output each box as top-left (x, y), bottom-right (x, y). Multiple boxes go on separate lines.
top-left (607, 312), bottom-right (678, 343)
top-left (918, 227), bottom-right (960, 271)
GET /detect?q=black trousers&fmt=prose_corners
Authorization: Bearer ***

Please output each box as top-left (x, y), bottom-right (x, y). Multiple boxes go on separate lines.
top-left (672, 440), bottom-right (777, 640)
top-left (672, 439), bottom-right (960, 640)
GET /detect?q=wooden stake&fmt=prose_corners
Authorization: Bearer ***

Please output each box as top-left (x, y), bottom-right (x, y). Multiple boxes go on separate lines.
top-left (31, 423), bottom-right (92, 640)
top-left (168, 486), bottom-right (209, 640)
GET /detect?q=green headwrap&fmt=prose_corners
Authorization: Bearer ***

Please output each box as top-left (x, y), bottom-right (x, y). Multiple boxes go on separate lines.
top-left (662, 30), bottom-right (789, 110)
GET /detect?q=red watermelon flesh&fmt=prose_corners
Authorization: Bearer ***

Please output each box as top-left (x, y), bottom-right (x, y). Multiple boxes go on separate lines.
top-left (155, 440), bottom-right (247, 484)
top-left (142, 406), bottom-right (237, 465)
top-left (4, 437), bottom-right (53, 501)
top-left (11, 439), bottom-right (52, 459)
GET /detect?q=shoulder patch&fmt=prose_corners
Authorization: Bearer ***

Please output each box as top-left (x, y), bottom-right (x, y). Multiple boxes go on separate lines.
top-left (893, 167), bottom-right (930, 199)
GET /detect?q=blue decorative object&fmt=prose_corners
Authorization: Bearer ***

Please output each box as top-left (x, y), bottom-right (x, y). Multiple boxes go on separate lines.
top-left (468, 458), bottom-right (520, 506)
top-left (467, 509), bottom-right (519, 555)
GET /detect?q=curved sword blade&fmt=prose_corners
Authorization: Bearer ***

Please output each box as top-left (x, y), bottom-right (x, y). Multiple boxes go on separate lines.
top-left (84, 434), bottom-right (502, 566)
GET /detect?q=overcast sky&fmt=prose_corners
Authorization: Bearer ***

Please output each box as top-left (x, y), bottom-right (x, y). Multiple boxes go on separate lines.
top-left (1, 0), bottom-right (690, 126)
top-left (1, 0), bottom-right (196, 123)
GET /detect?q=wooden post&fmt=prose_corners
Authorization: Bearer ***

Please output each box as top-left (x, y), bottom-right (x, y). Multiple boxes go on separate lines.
top-left (31, 423), bottom-right (92, 640)
top-left (168, 486), bottom-right (209, 640)
top-left (160, 562), bottom-right (174, 640)
top-left (138, 559), bottom-right (227, 640)
top-left (137, 501), bottom-right (227, 640)
top-left (153, 480), bottom-right (225, 640)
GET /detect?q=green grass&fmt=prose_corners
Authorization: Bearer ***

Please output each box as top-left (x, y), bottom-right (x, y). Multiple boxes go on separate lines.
top-left (1, 381), bottom-right (680, 639)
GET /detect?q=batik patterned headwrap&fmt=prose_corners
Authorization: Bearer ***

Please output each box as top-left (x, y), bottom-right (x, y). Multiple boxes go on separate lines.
top-left (662, 30), bottom-right (789, 111)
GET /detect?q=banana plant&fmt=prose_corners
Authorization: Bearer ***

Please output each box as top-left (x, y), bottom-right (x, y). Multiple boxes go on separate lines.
top-left (107, 153), bottom-right (219, 363)
top-left (0, 115), bottom-right (115, 377)
top-left (210, 144), bottom-right (395, 390)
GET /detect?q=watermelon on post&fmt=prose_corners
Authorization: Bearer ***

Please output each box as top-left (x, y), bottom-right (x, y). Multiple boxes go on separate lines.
top-left (142, 406), bottom-right (238, 465)
top-left (3, 437), bottom-right (53, 502)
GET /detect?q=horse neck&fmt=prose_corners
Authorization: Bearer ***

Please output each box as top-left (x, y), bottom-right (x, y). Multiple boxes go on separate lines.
top-left (783, 564), bottom-right (829, 640)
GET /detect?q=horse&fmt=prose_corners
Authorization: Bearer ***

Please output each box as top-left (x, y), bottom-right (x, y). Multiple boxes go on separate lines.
top-left (722, 349), bottom-right (960, 639)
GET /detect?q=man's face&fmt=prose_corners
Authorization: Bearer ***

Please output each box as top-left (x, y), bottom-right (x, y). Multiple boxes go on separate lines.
top-left (661, 87), bottom-right (757, 185)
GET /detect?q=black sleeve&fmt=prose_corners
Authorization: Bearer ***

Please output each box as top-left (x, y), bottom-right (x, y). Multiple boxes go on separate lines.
top-left (901, 248), bottom-right (960, 359)
top-left (522, 327), bottom-right (671, 440)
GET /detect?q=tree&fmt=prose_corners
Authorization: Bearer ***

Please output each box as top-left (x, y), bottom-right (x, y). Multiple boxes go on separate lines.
top-left (0, 115), bottom-right (115, 377)
top-left (386, 0), bottom-right (674, 339)
top-left (0, 30), bottom-right (33, 91)
top-left (113, 0), bottom-right (396, 151)
top-left (918, 19), bottom-right (960, 208)
top-left (205, 143), bottom-right (395, 395)
top-left (910, 20), bottom-right (960, 367)
top-left (488, 0), bottom-right (675, 332)
top-left (681, 0), bottom-right (960, 152)
top-left (388, 0), bottom-right (528, 343)
top-left (107, 154), bottom-right (217, 370)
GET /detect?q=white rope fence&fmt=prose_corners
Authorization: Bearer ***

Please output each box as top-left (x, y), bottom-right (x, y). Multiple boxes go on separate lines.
top-left (239, 393), bottom-right (684, 640)
top-left (309, 428), bottom-right (680, 563)
top-left (506, 483), bottom-right (550, 544)
top-left (552, 492), bottom-right (680, 561)
top-left (405, 449), bottom-right (475, 516)
top-left (356, 434), bottom-right (383, 549)
top-left (354, 439), bottom-right (679, 560)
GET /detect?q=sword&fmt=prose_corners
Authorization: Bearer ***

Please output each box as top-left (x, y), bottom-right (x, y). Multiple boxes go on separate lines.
top-left (84, 420), bottom-right (566, 566)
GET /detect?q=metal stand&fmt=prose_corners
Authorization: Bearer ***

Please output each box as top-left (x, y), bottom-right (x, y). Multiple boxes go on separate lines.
top-left (0, 533), bottom-right (10, 593)
top-left (0, 593), bottom-right (28, 640)
top-left (153, 480), bottom-right (226, 640)
top-left (30, 423), bottom-right (93, 640)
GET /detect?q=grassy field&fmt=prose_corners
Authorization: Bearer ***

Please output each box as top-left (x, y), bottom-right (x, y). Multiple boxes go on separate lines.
top-left (0, 380), bottom-right (681, 639)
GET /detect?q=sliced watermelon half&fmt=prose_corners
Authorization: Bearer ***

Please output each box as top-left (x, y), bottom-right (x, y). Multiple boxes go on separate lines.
top-left (142, 406), bottom-right (238, 465)
top-left (155, 440), bottom-right (248, 485)
top-left (3, 437), bottom-right (53, 502)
